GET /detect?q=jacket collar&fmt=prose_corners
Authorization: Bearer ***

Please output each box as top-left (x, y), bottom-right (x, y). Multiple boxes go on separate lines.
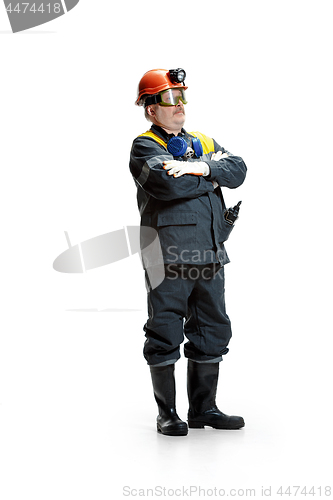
top-left (151, 124), bottom-right (187, 143)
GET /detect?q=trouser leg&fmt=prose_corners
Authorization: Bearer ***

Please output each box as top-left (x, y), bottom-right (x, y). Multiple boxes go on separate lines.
top-left (184, 264), bottom-right (232, 362)
top-left (143, 265), bottom-right (195, 366)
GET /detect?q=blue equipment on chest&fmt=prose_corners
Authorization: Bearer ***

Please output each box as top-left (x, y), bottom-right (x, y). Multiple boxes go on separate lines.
top-left (167, 136), bottom-right (203, 159)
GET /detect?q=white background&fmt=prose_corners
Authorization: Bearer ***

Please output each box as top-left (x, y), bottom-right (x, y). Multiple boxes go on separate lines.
top-left (0, 1), bottom-right (332, 499)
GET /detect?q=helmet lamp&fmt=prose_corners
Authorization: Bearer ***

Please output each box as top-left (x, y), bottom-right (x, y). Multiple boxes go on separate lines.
top-left (169, 68), bottom-right (186, 84)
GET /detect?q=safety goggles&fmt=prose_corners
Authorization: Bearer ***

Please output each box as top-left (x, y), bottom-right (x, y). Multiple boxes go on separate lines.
top-left (145, 88), bottom-right (187, 107)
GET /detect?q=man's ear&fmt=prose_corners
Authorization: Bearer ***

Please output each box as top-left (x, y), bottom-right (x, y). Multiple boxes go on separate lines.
top-left (146, 105), bottom-right (156, 117)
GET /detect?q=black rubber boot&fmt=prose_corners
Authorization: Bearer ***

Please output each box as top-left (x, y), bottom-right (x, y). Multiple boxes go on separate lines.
top-left (187, 360), bottom-right (245, 430)
top-left (150, 364), bottom-right (188, 436)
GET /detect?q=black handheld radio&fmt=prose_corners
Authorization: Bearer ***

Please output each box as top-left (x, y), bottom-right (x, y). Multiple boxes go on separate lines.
top-left (224, 201), bottom-right (242, 225)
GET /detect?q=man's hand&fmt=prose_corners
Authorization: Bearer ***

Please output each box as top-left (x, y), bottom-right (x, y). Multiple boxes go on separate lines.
top-left (211, 151), bottom-right (229, 161)
top-left (209, 151), bottom-right (229, 188)
top-left (163, 160), bottom-right (210, 178)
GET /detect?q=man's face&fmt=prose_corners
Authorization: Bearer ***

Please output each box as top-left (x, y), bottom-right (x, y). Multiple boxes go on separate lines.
top-left (146, 90), bottom-right (186, 134)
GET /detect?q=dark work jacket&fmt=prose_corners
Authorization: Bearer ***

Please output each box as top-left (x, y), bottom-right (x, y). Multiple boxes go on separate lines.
top-left (129, 125), bottom-right (247, 265)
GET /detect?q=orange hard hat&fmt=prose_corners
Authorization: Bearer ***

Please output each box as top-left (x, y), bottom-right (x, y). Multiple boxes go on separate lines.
top-left (136, 68), bottom-right (188, 106)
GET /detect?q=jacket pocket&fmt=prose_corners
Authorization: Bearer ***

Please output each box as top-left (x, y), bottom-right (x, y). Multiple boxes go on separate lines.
top-left (157, 211), bottom-right (197, 262)
top-left (219, 210), bottom-right (235, 243)
top-left (157, 212), bottom-right (197, 227)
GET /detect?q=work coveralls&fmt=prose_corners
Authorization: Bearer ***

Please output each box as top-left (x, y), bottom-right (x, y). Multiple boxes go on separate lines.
top-left (129, 124), bottom-right (247, 366)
